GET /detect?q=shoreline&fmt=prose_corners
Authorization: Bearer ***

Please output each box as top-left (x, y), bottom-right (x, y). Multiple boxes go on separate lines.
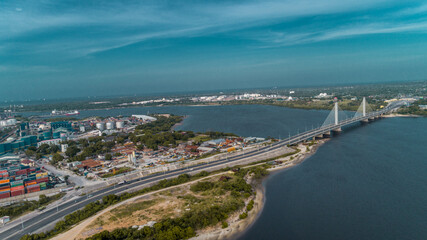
top-left (13, 102), bottom-right (426, 119)
top-left (382, 113), bottom-right (424, 118)
top-left (194, 139), bottom-right (328, 240)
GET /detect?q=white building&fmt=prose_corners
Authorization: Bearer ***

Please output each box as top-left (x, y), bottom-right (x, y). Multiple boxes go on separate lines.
top-left (37, 139), bottom-right (61, 147)
top-left (61, 144), bottom-right (68, 153)
top-left (132, 115), bottom-right (157, 121)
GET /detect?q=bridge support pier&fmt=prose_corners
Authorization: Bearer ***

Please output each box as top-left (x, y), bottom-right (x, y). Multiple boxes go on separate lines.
top-left (332, 127), bottom-right (342, 133)
top-left (361, 119), bottom-right (370, 124)
top-left (369, 117), bottom-right (375, 121)
top-left (313, 134), bottom-right (324, 140)
top-left (323, 131), bottom-right (332, 138)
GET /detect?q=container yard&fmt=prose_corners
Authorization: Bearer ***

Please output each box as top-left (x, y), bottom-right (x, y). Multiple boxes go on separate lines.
top-left (0, 154), bottom-right (65, 200)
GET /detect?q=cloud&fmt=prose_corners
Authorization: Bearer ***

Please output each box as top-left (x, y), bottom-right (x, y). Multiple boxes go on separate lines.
top-left (0, 0), bottom-right (425, 58)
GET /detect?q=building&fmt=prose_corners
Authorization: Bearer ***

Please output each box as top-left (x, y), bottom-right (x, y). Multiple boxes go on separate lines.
top-left (76, 159), bottom-right (103, 171)
top-left (50, 121), bottom-right (73, 131)
top-left (419, 105), bottom-right (427, 110)
top-left (37, 139), bottom-right (62, 147)
top-left (61, 144), bottom-right (68, 153)
top-left (20, 159), bottom-right (35, 167)
top-left (132, 115), bottom-right (157, 121)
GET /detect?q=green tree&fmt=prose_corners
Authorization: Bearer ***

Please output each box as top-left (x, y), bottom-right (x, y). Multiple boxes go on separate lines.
top-left (51, 153), bottom-right (64, 165)
top-left (65, 146), bottom-right (80, 158)
top-left (105, 153), bottom-right (112, 160)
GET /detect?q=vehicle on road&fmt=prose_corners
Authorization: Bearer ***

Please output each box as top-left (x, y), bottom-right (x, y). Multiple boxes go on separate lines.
top-left (117, 180), bottom-right (127, 185)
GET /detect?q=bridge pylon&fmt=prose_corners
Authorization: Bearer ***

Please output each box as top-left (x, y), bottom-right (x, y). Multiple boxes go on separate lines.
top-left (321, 98), bottom-right (347, 131)
top-left (355, 97), bottom-right (373, 123)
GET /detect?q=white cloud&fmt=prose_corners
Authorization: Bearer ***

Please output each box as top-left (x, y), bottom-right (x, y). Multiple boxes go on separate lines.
top-left (0, 0), bottom-right (424, 57)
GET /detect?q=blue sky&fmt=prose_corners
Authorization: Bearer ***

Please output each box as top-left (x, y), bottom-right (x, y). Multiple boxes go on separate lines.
top-left (1, 0), bottom-right (427, 101)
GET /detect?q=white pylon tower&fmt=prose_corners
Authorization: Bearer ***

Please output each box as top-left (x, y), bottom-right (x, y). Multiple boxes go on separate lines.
top-left (362, 97), bottom-right (366, 117)
top-left (334, 99), bottom-right (339, 125)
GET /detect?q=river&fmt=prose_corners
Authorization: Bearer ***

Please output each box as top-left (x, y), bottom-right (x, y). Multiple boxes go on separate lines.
top-left (22, 105), bottom-right (331, 137)
top-left (23, 105), bottom-right (427, 239)
top-left (238, 116), bottom-right (427, 240)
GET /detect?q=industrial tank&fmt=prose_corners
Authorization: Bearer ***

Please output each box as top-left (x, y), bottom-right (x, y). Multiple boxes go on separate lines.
top-left (96, 122), bottom-right (105, 131)
top-left (106, 122), bottom-right (115, 130)
top-left (116, 121), bottom-right (125, 129)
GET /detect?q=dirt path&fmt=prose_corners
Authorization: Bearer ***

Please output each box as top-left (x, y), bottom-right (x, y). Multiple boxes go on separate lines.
top-left (51, 171), bottom-right (235, 240)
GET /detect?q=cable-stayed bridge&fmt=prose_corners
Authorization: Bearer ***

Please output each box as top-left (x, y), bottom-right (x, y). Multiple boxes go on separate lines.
top-left (274, 97), bottom-right (407, 146)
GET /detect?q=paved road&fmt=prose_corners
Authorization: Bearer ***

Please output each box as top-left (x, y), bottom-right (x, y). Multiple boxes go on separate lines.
top-left (0, 104), bottom-right (402, 240)
top-left (0, 139), bottom-right (291, 240)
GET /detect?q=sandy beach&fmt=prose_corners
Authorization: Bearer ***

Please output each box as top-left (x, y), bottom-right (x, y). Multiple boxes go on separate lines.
top-left (382, 113), bottom-right (423, 118)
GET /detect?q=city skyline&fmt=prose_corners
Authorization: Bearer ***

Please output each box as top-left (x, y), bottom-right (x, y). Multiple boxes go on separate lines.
top-left (1, 0), bottom-right (427, 101)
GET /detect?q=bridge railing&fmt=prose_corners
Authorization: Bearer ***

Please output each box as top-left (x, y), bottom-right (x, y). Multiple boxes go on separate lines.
top-left (276, 105), bottom-right (397, 146)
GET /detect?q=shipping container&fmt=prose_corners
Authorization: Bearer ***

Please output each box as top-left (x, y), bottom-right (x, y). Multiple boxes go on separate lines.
top-left (11, 185), bottom-right (24, 191)
top-left (27, 183), bottom-right (39, 189)
top-left (0, 179), bottom-right (10, 184)
top-left (0, 191), bottom-right (10, 199)
top-left (11, 180), bottom-right (23, 186)
top-left (27, 187), bottom-right (40, 193)
top-left (25, 181), bottom-right (37, 186)
top-left (25, 176), bottom-right (36, 181)
top-left (36, 177), bottom-right (48, 184)
top-left (0, 188), bottom-right (11, 192)
top-left (11, 190), bottom-right (24, 197)
top-left (37, 172), bottom-right (48, 176)
top-left (16, 170), bottom-right (27, 176)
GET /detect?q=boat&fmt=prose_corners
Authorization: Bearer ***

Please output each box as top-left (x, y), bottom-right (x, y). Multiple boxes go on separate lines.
top-left (51, 110), bottom-right (80, 116)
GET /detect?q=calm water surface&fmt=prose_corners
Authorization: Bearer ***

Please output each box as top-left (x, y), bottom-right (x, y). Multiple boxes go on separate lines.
top-left (238, 117), bottom-right (427, 240)
top-left (24, 105), bottom-right (331, 138)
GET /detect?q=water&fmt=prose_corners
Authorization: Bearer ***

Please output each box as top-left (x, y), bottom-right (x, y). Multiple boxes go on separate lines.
top-left (238, 117), bottom-right (427, 240)
top-left (22, 105), bottom-right (427, 239)
top-left (22, 105), bottom-right (331, 137)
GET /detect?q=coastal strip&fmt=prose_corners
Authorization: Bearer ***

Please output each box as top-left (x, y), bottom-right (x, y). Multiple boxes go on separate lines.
top-left (193, 139), bottom-right (328, 240)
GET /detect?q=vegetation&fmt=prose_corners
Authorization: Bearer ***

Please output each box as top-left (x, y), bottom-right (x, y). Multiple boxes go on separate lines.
top-left (6, 81), bottom-right (426, 114)
top-left (101, 167), bottom-right (132, 178)
top-left (20, 165), bottom-right (267, 240)
top-left (0, 194), bottom-right (64, 220)
top-left (25, 145), bottom-right (59, 160)
top-left (221, 221), bottom-right (228, 229)
top-left (84, 167), bottom-right (264, 240)
top-left (20, 171), bottom-right (211, 240)
top-left (135, 115), bottom-right (183, 134)
top-left (189, 181), bottom-right (215, 192)
top-left (51, 153), bottom-right (64, 165)
top-left (246, 199), bottom-right (255, 211)
top-left (398, 99), bottom-right (427, 116)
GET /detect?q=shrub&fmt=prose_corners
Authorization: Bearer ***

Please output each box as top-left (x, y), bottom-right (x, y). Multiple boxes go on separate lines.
top-left (190, 181), bottom-right (215, 192)
top-left (239, 212), bottom-right (248, 219)
top-left (222, 221), bottom-right (229, 228)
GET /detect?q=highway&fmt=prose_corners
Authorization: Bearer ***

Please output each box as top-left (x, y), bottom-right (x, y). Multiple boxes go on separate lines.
top-left (0, 103), bottom-right (403, 240)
